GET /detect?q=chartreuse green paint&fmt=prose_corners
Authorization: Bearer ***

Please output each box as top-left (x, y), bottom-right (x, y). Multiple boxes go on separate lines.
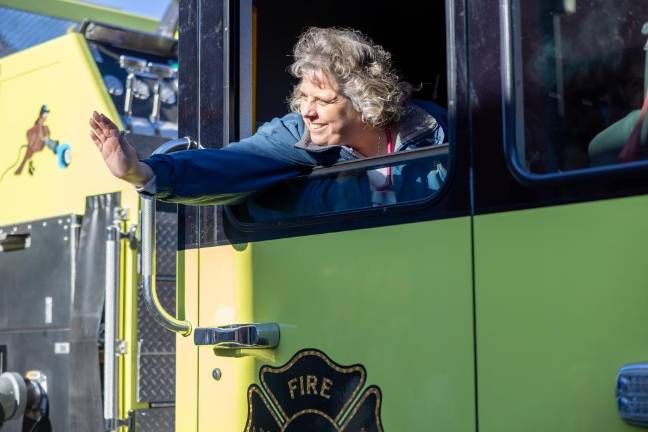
top-left (247, 217), bottom-right (474, 431)
top-left (475, 194), bottom-right (648, 432)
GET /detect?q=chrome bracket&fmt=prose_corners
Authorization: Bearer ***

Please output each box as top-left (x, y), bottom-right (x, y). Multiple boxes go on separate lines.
top-left (111, 208), bottom-right (137, 249)
top-left (116, 340), bottom-right (127, 356)
top-left (105, 417), bottom-right (131, 432)
top-left (113, 207), bottom-right (130, 222)
top-left (122, 225), bottom-right (138, 250)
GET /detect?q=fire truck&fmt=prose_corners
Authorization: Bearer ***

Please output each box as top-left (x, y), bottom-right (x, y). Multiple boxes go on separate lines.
top-left (0, 1), bottom-right (180, 430)
top-left (3, 0), bottom-right (648, 431)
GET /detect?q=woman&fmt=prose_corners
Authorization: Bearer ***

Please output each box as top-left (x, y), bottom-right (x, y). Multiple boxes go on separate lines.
top-left (89, 27), bottom-right (446, 207)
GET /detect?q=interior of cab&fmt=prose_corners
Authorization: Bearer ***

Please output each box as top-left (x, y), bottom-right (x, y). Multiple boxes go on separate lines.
top-left (252, 0), bottom-right (447, 127)
top-left (516, 0), bottom-right (648, 173)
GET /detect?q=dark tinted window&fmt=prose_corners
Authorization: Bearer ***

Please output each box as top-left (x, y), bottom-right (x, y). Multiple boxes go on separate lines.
top-left (509, 0), bottom-right (648, 173)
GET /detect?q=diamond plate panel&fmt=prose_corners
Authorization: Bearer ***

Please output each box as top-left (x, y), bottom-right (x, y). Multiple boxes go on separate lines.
top-left (137, 280), bottom-right (176, 354)
top-left (155, 211), bottom-right (177, 277)
top-left (137, 209), bottom-right (176, 406)
top-left (138, 354), bottom-right (176, 402)
top-left (134, 407), bottom-right (174, 432)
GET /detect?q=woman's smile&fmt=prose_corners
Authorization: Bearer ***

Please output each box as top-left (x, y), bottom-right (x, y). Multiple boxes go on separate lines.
top-left (309, 122), bottom-right (328, 131)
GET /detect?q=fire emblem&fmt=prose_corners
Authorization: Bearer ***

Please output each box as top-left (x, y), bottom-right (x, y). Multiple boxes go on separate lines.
top-left (245, 349), bottom-right (383, 431)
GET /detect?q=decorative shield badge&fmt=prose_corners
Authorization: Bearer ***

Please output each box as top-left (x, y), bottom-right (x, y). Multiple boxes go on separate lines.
top-left (245, 349), bottom-right (383, 431)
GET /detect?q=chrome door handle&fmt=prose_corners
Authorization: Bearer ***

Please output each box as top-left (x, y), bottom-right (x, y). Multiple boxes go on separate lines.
top-left (193, 323), bottom-right (280, 349)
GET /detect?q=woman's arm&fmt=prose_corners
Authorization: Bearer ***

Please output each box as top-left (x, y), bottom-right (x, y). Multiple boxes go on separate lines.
top-left (89, 111), bottom-right (314, 204)
top-left (143, 148), bottom-right (309, 204)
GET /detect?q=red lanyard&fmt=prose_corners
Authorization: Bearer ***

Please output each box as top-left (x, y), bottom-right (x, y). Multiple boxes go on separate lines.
top-left (385, 128), bottom-right (394, 186)
top-left (619, 91), bottom-right (648, 163)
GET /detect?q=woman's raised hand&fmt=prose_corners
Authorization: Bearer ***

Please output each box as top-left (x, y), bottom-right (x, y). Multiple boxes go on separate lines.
top-left (89, 111), bottom-right (153, 187)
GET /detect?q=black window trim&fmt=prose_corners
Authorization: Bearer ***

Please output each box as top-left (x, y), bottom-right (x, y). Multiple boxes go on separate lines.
top-left (500, 0), bottom-right (648, 187)
top-left (225, 0), bottom-right (460, 233)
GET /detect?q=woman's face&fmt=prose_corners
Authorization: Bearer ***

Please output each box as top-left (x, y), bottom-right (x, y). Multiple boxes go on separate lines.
top-left (297, 75), bottom-right (364, 146)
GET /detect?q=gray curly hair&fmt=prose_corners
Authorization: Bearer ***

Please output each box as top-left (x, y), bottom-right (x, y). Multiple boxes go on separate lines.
top-left (288, 27), bottom-right (411, 128)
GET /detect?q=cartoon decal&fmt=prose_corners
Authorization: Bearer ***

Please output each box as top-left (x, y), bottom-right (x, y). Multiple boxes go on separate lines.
top-left (245, 349), bottom-right (383, 432)
top-left (14, 105), bottom-right (71, 176)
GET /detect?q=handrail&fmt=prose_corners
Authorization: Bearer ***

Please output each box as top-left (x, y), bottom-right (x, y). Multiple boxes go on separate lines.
top-left (103, 225), bottom-right (120, 432)
top-left (140, 137), bottom-right (199, 337)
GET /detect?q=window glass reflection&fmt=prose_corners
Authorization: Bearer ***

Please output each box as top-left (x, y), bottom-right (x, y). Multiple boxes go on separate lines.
top-left (231, 148), bottom-right (449, 223)
top-left (514, 0), bottom-right (648, 172)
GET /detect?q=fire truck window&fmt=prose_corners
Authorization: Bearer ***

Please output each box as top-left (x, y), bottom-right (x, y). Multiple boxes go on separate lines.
top-left (232, 150), bottom-right (449, 223)
top-left (230, 0), bottom-right (450, 223)
top-left (511, 0), bottom-right (648, 173)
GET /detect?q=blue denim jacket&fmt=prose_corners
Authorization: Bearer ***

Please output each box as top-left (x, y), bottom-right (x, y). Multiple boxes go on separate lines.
top-left (142, 100), bottom-right (446, 206)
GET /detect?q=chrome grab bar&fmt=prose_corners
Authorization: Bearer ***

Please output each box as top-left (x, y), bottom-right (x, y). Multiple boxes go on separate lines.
top-left (104, 225), bottom-right (120, 432)
top-left (141, 137), bottom-right (198, 337)
top-left (194, 323), bottom-right (280, 348)
top-left (140, 137), bottom-right (281, 350)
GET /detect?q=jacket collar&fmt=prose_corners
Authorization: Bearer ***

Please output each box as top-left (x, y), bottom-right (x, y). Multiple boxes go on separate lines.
top-left (294, 103), bottom-right (439, 155)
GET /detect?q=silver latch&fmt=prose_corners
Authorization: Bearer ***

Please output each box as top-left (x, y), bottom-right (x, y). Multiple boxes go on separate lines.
top-left (193, 323), bottom-right (280, 349)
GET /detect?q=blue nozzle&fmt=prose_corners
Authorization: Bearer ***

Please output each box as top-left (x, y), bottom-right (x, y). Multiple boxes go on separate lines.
top-left (56, 143), bottom-right (71, 168)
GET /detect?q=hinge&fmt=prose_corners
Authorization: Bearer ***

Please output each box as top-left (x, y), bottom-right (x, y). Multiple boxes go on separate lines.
top-left (105, 416), bottom-right (132, 431)
top-left (121, 225), bottom-right (138, 250)
top-left (112, 208), bottom-right (138, 249)
top-left (113, 207), bottom-right (130, 222)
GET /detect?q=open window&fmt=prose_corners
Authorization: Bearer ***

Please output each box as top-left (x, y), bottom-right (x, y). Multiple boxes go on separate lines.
top-left (229, 0), bottom-right (451, 225)
top-left (503, 0), bottom-right (648, 178)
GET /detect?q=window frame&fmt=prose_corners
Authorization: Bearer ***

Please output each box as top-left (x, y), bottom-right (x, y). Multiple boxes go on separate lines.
top-left (225, 144), bottom-right (452, 232)
top-left (500, 0), bottom-right (648, 187)
top-left (225, 0), bottom-right (459, 232)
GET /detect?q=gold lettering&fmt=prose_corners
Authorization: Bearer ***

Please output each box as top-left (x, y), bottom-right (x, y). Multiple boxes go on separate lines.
top-left (306, 375), bottom-right (318, 395)
top-left (320, 377), bottom-right (333, 399)
top-left (288, 378), bottom-right (299, 399)
top-left (288, 375), bottom-right (334, 399)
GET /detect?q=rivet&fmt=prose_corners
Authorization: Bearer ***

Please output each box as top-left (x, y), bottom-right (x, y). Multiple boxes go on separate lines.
top-left (212, 368), bottom-right (222, 381)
